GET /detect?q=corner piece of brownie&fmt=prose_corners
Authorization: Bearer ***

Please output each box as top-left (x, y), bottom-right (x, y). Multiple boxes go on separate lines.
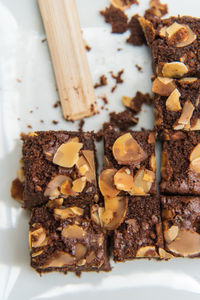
top-left (161, 196), bottom-right (200, 257)
top-left (22, 131), bottom-right (98, 209)
top-left (29, 199), bottom-right (110, 273)
top-left (160, 130), bottom-right (200, 195)
top-left (113, 196), bottom-right (164, 261)
top-left (153, 77), bottom-right (200, 131)
top-left (139, 16), bottom-right (200, 78)
top-left (99, 128), bottom-right (157, 198)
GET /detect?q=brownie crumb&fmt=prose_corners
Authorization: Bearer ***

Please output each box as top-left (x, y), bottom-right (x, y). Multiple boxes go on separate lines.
top-left (40, 120), bottom-right (44, 123)
top-left (16, 78), bottom-right (22, 83)
top-left (94, 75), bottom-right (108, 89)
top-left (11, 178), bottom-right (23, 203)
top-left (110, 70), bottom-right (124, 84)
top-left (135, 64), bottom-right (143, 71)
top-left (78, 119), bottom-right (85, 132)
top-left (111, 85), bottom-right (117, 93)
top-left (53, 100), bottom-right (61, 108)
top-left (109, 110), bottom-right (138, 130)
top-left (41, 38), bottom-right (47, 43)
top-left (144, 0), bottom-right (168, 22)
top-left (29, 110), bottom-right (33, 114)
top-left (17, 117), bottom-right (20, 121)
top-left (27, 125), bottom-right (32, 129)
top-left (101, 96), bottom-right (109, 104)
top-left (95, 122), bottom-right (111, 142)
top-left (117, 48), bottom-right (122, 51)
top-left (85, 44), bottom-right (91, 52)
top-left (123, 91), bottom-right (152, 113)
top-left (52, 120), bottom-right (58, 125)
top-left (127, 14), bottom-right (146, 46)
top-left (100, 5), bottom-right (128, 34)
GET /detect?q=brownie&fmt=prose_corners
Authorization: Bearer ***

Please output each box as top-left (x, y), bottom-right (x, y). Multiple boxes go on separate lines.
top-left (161, 196), bottom-right (200, 257)
top-left (153, 77), bottom-right (200, 131)
top-left (29, 199), bottom-right (110, 273)
top-left (113, 196), bottom-right (164, 261)
top-left (140, 16), bottom-right (200, 78)
top-left (160, 130), bottom-right (200, 195)
top-left (99, 127), bottom-right (157, 198)
top-left (22, 131), bottom-right (98, 209)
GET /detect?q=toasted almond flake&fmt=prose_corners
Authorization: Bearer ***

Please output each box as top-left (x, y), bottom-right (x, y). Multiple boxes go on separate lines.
top-left (136, 246), bottom-right (159, 258)
top-left (166, 22), bottom-right (186, 39)
top-left (72, 177), bottom-right (86, 193)
top-left (164, 225), bottom-right (179, 243)
top-left (114, 167), bottom-right (134, 192)
top-left (44, 175), bottom-right (69, 199)
top-left (62, 224), bottom-right (86, 239)
top-left (152, 77), bottom-right (176, 96)
top-left (42, 251), bottom-right (75, 268)
top-left (176, 25), bottom-right (197, 47)
top-left (99, 168), bottom-right (119, 198)
top-left (189, 144), bottom-right (200, 162)
top-left (150, 155), bottom-right (157, 172)
top-left (162, 62), bottom-right (188, 78)
top-left (179, 77), bottom-right (198, 83)
top-left (177, 100), bottom-right (194, 125)
top-left (159, 248), bottom-right (174, 259)
top-left (53, 141), bottom-right (83, 168)
top-left (166, 89), bottom-right (181, 111)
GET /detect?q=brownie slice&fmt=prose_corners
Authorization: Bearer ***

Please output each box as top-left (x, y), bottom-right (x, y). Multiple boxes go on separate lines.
top-left (22, 131), bottom-right (98, 209)
top-left (160, 130), bottom-right (200, 195)
top-left (153, 77), bottom-right (200, 131)
top-left (29, 199), bottom-right (110, 273)
top-left (161, 196), bottom-right (200, 257)
top-left (99, 127), bottom-right (157, 198)
top-left (140, 16), bottom-right (200, 78)
top-left (113, 196), bottom-right (164, 261)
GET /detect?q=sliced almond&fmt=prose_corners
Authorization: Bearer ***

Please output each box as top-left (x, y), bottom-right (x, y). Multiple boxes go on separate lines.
top-left (42, 251), bottom-right (75, 268)
top-left (162, 62), bottom-right (188, 78)
top-left (177, 100), bottom-right (194, 125)
top-left (176, 25), bottom-right (196, 47)
top-left (112, 133), bottom-right (147, 165)
top-left (136, 246), bottom-right (159, 258)
top-left (62, 224), bottom-right (86, 239)
top-left (54, 207), bottom-right (84, 219)
top-left (164, 225), bottom-right (179, 243)
top-left (114, 167), bottom-right (134, 192)
top-left (130, 168), bottom-right (154, 195)
top-left (99, 168), bottom-right (119, 198)
top-left (90, 204), bottom-right (104, 226)
top-left (167, 229), bottom-right (200, 257)
top-left (143, 169), bottom-right (155, 183)
top-left (159, 26), bottom-right (167, 37)
top-left (150, 154), bottom-right (157, 172)
top-left (110, 0), bottom-right (133, 10)
top-left (28, 132), bottom-right (38, 137)
top-left (72, 177), bottom-right (86, 193)
top-left (152, 77), bottom-right (176, 96)
top-left (159, 248), bottom-right (174, 259)
top-left (82, 150), bottom-right (96, 183)
top-left (190, 158), bottom-right (200, 174)
top-left (44, 175), bottom-right (69, 199)
top-left (179, 77), bottom-right (198, 84)
top-left (30, 226), bottom-right (47, 248)
top-left (101, 196), bottom-right (128, 230)
top-left (46, 198), bottom-right (64, 209)
top-left (74, 243), bottom-right (87, 260)
top-left (76, 156), bottom-right (89, 175)
top-left (154, 108), bottom-right (163, 126)
top-left (166, 22), bottom-right (188, 44)
top-left (60, 177), bottom-right (78, 196)
top-left (122, 96), bottom-right (132, 108)
top-left (53, 141), bottom-right (83, 168)
top-left (189, 144), bottom-right (200, 162)
top-left (148, 132), bottom-right (156, 144)
top-left (161, 151), bottom-right (173, 181)
top-left (166, 89), bottom-right (181, 111)
top-left (32, 250), bottom-right (44, 257)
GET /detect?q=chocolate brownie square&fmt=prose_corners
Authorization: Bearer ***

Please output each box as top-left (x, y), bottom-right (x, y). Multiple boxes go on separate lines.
top-left (153, 77), bottom-right (200, 131)
top-left (99, 127), bottom-right (157, 198)
top-left (22, 131), bottom-right (98, 209)
top-left (161, 196), bottom-right (200, 257)
top-left (140, 16), bottom-right (200, 78)
top-left (29, 199), bottom-right (110, 273)
top-left (160, 130), bottom-right (200, 195)
top-left (113, 196), bottom-right (164, 261)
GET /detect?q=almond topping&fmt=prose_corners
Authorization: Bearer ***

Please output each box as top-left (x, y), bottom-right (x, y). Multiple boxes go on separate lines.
top-left (54, 207), bottom-right (84, 219)
top-left (114, 167), bottom-right (134, 192)
top-left (90, 204), bottom-right (104, 226)
top-left (110, 0), bottom-right (133, 10)
top-left (189, 144), bottom-right (200, 162)
top-left (176, 25), bottom-right (197, 47)
top-left (42, 251), bottom-right (75, 268)
top-left (62, 224), bottom-right (86, 239)
top-left (189, 144), bottom-right (200, 174)
top-left (143, 169), bottom-right (155, 182)
top-left (74, 243), bottom-right (87, 260)
top-left (53, 141), bottom-right (83, 168)
top-left (46, 198), bottom-right (64, 209)
top-left (101, 196), bottom-right (128, 230)
top-left (167, 229), bottom-right (200, 257)
top-left (99, 168), bottom-right (119, 197)
top-left (179, 77), bottom-right (198, 83)
top-left (150, 154), bottom-right (157, 172)
top-left (152, 77), bottom-right (176, 96)
top-left (166, 22), bottom-right (188, 44)
top-left (159, 248), bottom-right (174, 259)
top-left (148, 132), bottom-right (155, 144)
top-left (122, 96), bottom-right (132, 108)
top-left (161, 151), bottom-right (172, 181)
top-left (178, 100), bottom-right (194, 125)
top-left (130, 168), bottom-right (154, 195)
top-left (162, 62), bottom-right (188, 78)
top-left (60, 177), bottom-right (78, 196)
top-left (112, 133), bottom-right (147, 165)
top-left (166, 89), bottom-right (181, 111)
top-left (28, 132), bottom-right (38, 137)
top-left (72, 177), bottom-right (86, 193)
top-left (164, 225), bottom-right (179, 243)
top-left (30, 226), bottom-right (47, 248)
top-left (44, 175), bottom-right (69, 199)
top-left (82, 150), bottom-right (96, 183)
top-left (136, 246), bottom-right (159, 258)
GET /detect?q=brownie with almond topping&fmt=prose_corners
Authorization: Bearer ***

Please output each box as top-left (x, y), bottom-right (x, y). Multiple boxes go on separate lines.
top-left (140, 16), bottom-right (200, 78)
top-left (161, 196), bottom-right (200, 257)
top-left (99, 127), bottom-right (157, 199)
top-left (29, 200), bottom-right (110, 274)
top-left (22, 131), bottom-right (98, 209)
top-left (153, 77), bottom-right (200, 131)
top-left (113, 196), bottom-right (163, 261)
top-left (160, 130), bottom-right (200, 195)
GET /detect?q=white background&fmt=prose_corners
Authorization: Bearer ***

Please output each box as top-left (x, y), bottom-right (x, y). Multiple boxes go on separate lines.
top-left (0, 0), bottom-right (200, 299)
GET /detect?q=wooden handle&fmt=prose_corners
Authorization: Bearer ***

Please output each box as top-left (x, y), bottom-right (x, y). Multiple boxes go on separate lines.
top-left (38, 0), bottom-right (97, 121)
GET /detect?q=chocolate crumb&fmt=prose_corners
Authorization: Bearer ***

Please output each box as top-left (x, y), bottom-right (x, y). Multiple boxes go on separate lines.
top-left (11, 178), bottom-right (24, 203)
top-left (101, 105), bottom-right (105, 110)
top-left (144, 0), bottom-right (168, 22)
top-left (16, 78), bottom-right (22, 83)
top-left (27, 125), bottom-right (32, 129)
top-left (78, 120), bottom-right (85, 132)
top-left (110, 70), bottom-right (124, 84)
top-left (123, 91), bottom-right (152, 113)
top-left (52, 120), bottom-right (58, 125)
top-left (109, 110), bottom-right (138, 130)
top-left (17, 117), bottom-right (20, 121)
top-left (53, 100), bottom-right (61, 108)
top-left (111, 85), bottom-right (117, 93)
top-left (100, 5), bottom-right (128, 34)
top-left (135, 64), bottom-right (143, 71)
top-left (101, 96), bottom-right (109, 104)
top-left (41, 38), bottom-right (47, 43)
top-left (94, 75), bottom-right (108, 89)
top-left (40, 120), bottom-right (44, 123)
top-left (117, 48), bottom-right (122, 51)
top-left (85, 44), bottom-right (91, 51)
top-left (127, 14), bottom-right (146, 46)
top-left (29, 110), bottom-right (33, 113)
